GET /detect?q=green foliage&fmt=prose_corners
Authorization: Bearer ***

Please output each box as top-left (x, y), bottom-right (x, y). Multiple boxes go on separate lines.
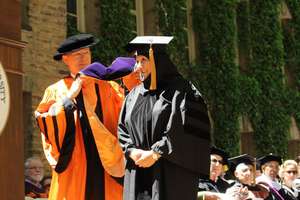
top-left (248, 0), bottom-right (290, 156)
top-left (285, 0), bottom-right (300, 86)
top-left (93, 0), bottom-right (136, 65)
top-left (191, 0), bottom-right (293, 156)
top-left (236, 0), bottom-right (250, 73)
top-left (284, 0), bottom-right (300, 126)
top-left (238, 75), bottom-right (261, 115)
top-left (155, 0), bottom-right (189, 76)
top-left (192, 0), bottom-right (240, 156)
top-left (67, 0), bottom-right (136, 65)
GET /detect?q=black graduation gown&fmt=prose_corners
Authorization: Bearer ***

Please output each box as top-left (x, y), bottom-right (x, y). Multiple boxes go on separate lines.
top-left (279, 185), bottom-right (299, 200)
top-left (198, 177), bottom-right (232, 193)
top-left (25, 180), bottom-right (46, 198)
top-left (118, 75), bottom-right (211, 200)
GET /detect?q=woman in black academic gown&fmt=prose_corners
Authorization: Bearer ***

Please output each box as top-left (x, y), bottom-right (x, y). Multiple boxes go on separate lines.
top-left (118, 36), bottom-right (211, 200)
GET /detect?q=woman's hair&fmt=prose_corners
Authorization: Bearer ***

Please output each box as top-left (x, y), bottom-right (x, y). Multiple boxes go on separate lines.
top-left (138, 50), bottom-right (182, 90)
top-left (279, 159), bottom-right (298, 179)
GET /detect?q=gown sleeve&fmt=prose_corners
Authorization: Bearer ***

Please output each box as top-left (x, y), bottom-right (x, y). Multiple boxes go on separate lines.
top-left (151, 88), bottom-right (211, 175)
top-left (150, 92), bottom-right (174, 155)
top-left (109, 81), bottom-right (125, 114)
top-left (117, 95), bottom-right (137, 160)
top-left (35, 86), bottom-right (76, 173)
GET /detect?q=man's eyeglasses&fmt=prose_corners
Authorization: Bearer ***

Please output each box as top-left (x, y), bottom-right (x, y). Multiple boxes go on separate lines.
top-left (211, 159), bottom-right (224, 165)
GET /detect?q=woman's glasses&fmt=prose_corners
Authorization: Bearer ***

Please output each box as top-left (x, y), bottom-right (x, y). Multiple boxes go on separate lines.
top-left (285, 170), bottom-right (298, 175)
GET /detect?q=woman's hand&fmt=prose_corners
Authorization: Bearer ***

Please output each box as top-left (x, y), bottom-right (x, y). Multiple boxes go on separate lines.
top-left (135, 150), bottom-right (160, 168)
top-left (129, 148), bottom-right (143, 162)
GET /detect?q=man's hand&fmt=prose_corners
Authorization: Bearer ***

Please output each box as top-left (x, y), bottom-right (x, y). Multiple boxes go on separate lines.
top-left (135, 150), bottom-right (159, 168)
top-left (226, 185), bottom-right (249, 200)
top-left (67, 76), bottom-right (82, 99)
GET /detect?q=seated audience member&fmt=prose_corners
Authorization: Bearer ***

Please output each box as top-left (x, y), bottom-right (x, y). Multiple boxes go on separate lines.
top-left (199, 146), bottom-right (232, 192)
top-left (256, 154), bottom-right (287, 200)
top-left (198, 146), bottom-right (232, 200)
top-left (279, 160), bottom-right (300, 200)
top-left (226, 154), bottom-right (269, 199)
top-left (25, 157), bottom-right (47, 198)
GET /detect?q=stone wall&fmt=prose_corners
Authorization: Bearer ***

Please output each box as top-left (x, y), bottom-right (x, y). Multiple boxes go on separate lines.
top-left (22, 0), bottom-right (67, 172)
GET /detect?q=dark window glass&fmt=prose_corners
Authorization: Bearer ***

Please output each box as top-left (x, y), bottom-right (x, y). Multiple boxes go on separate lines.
top-left (67, 0), bottom-right (77, 15)
top-left (21, 0), bottom-right (32, 30)
top-left (67, 0), bottom-right (79, 36)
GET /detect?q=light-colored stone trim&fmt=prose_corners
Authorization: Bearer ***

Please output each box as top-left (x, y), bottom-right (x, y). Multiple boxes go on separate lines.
top-left (135, 0), bottom-right (144, 36)
top-left (77, 0), bottom-right (86, 32)
top-left (187, 0), bottom-right (196, 63)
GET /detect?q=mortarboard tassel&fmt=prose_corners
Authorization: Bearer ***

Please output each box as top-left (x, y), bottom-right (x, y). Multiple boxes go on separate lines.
top-left (149, 45), bottom-right (157, 90)
top-left (253, 157), bottom-right (256, 185)
top-left (223, 164), bottom-right (228, 172)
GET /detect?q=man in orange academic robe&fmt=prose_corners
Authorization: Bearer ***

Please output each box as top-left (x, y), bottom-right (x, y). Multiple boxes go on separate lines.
top-left (35, 34), bottom-right (135, 200)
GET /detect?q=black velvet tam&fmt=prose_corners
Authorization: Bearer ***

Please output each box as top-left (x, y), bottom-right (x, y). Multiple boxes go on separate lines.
top-left (257, 154), bottom-right (282, 170)
top-left (53, 33), bottom-right (99, 61)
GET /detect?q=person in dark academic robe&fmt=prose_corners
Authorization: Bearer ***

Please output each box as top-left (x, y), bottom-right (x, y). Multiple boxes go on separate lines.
top-left (35, 34), bottom-right (135, 200)
top-left (25, 157), bottom-right (48, 199)
top-left (197, 147), bottom-right (233, 200)
top-left (198, 147), bottom-right (232, 194)
top-left (117, 36), bottom-right (211, 200)
top-left (256, 154), bottom-right (287, 200)
top-left (225, 154), bottom-right (269, 199)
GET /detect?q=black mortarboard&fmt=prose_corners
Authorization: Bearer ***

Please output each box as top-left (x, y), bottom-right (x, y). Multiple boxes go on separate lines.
top-left (53, 33), bottom-right (99, 61)
top-left (227, 154), bottom-right (257, 184)
top-left (257, 154), bottom-right (282, 170)
top-left (124, 36), bottom-right (173, 90)
top-left (210, 146), bottom-right (229, 165)
top-left (228, 154), bottom-right (255, 173)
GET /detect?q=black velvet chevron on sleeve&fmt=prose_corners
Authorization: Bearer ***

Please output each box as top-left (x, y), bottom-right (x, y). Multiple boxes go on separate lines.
top-left (54, 98), bottom-right (76, 173)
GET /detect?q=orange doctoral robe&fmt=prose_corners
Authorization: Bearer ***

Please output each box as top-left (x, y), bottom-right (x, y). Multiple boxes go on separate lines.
top-left (35, 76), bottom-right (125, 200)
